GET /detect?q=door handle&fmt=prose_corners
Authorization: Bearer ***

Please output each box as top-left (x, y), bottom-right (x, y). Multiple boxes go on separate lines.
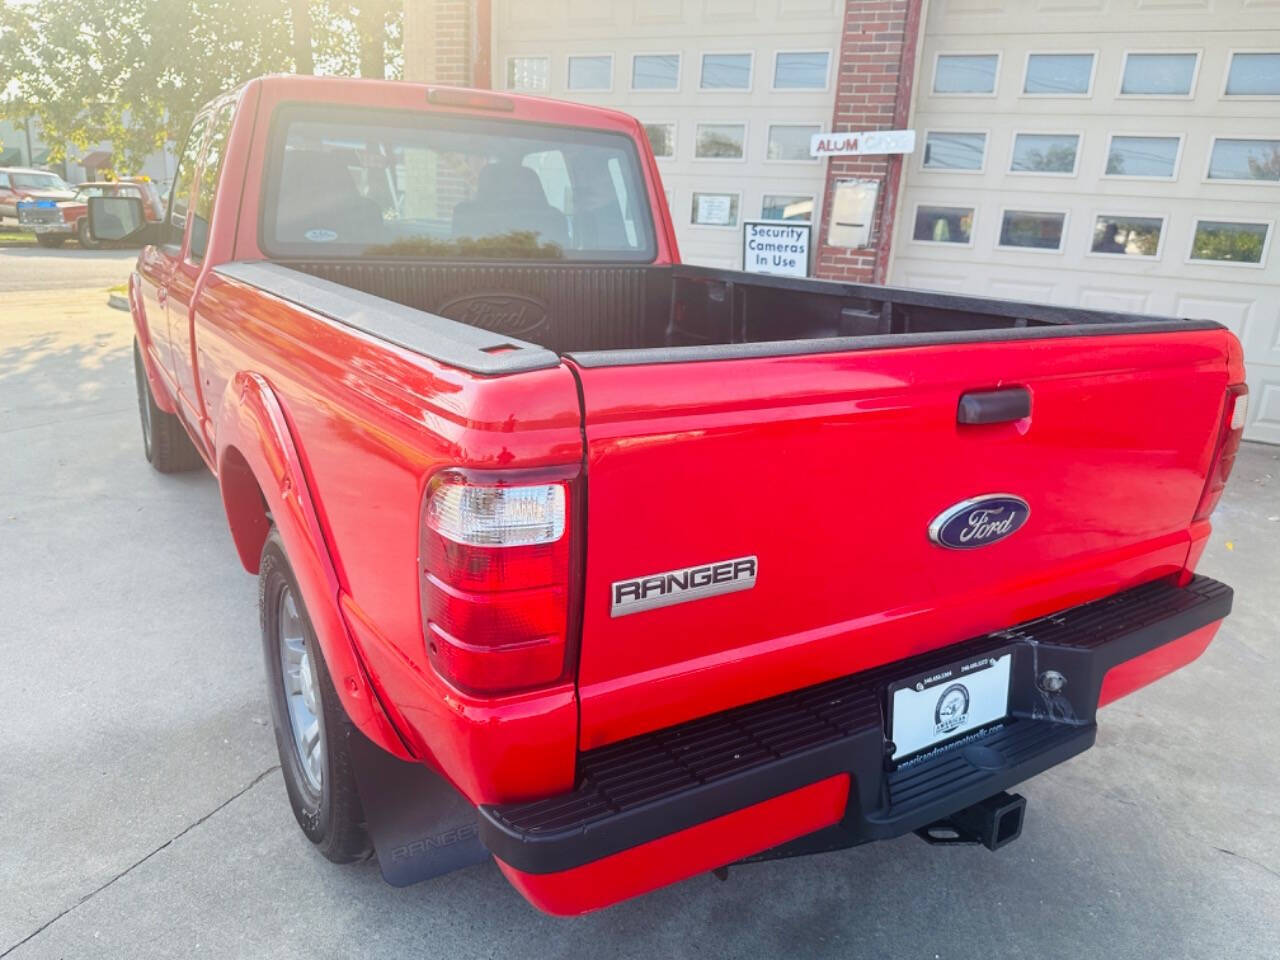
top-left (958, 387), bottom-right (1031, 425)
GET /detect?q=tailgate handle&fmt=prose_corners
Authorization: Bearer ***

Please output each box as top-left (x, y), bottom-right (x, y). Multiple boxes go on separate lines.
top-left (958, 388), bottom-right (1030, 425)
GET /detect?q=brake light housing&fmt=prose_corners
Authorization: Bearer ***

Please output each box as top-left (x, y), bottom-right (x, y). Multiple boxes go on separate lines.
top-left (419, 466), bottom-right (582, 695)
top-left (1193, 383), bottom-right (1248, 522)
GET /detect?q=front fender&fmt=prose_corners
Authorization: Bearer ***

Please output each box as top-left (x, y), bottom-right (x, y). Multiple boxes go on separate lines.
top-left (216, 371), bottom-right (413, 761)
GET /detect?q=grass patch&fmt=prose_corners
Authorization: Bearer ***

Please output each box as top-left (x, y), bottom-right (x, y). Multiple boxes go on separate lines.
top-left (0, 227), bottom-right (36, 247)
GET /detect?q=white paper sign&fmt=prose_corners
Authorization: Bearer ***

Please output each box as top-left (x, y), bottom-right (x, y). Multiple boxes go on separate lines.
top-left (695, 194), bottom-right (733, 226)
top-left (742, 220), bottom-right (811, 278)
top-left (810, 129), bottom-right (916, 158)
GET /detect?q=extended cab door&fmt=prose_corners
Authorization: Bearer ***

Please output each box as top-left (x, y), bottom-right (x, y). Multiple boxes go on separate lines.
top-left (137, 113), bottom-right (211, 396)
top-left (167, 100), bottom-right (236, 448)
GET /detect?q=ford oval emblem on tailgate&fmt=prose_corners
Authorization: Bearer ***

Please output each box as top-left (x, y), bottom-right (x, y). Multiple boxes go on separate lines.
top-left (929, 494), bottom-right (1030, 549)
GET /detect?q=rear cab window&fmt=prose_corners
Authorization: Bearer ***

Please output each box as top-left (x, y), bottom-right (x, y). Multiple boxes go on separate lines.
top-left (260, 106), bottom-right (657, 262)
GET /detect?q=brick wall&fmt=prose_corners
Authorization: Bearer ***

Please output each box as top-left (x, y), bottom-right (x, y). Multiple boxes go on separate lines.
top-left (814, 0), bottom-right (923, 283)
top-left (402, 0), bottom-right (490, 87)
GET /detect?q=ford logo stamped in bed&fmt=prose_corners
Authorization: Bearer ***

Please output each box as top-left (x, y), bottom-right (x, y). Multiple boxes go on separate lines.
top-left (438, 293), bottom-right (549, 336)
top-left (929, 494), bottom-right (1030, 549)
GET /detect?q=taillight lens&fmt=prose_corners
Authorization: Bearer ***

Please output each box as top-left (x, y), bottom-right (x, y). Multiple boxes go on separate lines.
top-left (1193, 384), bottom-right (1248, 522)
top-left (420, 467), bottom-right (579, 694)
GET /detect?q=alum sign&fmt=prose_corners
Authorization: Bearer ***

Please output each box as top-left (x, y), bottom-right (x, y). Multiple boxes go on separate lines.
top-left (810, 129), bottom-right (916, 157)
top-left (742, 220), bottom-right (811, 278)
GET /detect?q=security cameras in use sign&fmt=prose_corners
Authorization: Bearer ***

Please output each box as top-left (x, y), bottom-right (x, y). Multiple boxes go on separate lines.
top-left (743, 221), bottom-right (812, 278)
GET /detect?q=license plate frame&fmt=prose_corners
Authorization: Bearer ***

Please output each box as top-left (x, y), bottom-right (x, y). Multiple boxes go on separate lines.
top-left (887, 647), bottom-right (1014, 761)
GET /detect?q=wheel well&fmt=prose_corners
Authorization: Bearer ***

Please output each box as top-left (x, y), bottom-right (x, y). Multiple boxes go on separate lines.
top-left (220, 446), bottom-right (272, 573)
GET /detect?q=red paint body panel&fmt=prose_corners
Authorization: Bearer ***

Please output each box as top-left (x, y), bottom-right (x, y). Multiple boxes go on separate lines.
top-left (121, 74), bottom-right (1245, 913)
top-left (571, 331), bottom-right (1231, 749)
top-left (497, 774), bottom-right (851, 916)
top-left (1099, 620), bottom-right (1222, 707)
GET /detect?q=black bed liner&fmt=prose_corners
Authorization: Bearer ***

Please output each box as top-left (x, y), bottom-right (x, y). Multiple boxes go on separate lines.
top-left (216, 259), bottom-right (1224, 376)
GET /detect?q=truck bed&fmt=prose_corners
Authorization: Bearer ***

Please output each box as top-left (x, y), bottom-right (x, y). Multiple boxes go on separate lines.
top-left (257, 259), bottom-right (1221, 364)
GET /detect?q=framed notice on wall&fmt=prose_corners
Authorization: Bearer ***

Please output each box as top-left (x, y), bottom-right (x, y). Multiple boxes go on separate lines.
top-left (742, 220), bottom-right (812, 278)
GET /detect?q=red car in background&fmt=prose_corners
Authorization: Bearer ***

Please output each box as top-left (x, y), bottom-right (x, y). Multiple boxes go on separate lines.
top-left (0, 167), bottom-right (75, 221)
top-left (18, 178), bottom-right (164, 248)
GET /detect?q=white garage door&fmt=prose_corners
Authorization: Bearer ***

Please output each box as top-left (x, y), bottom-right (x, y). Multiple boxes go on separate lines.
top-left (890, 0), bottom-right (1280, 443)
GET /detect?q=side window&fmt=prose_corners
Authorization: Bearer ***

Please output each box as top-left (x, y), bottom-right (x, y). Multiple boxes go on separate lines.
top-left (0, 173), bottom-right (10, 189)
top-left (189, 103), bottom-right (236, 261)
top-left (168, 113), bottom-right (211, 238)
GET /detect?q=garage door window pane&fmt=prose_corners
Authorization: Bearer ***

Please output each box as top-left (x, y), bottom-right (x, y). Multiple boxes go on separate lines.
top-left (1106, 136), bottom-right (1180, 177)
top-left (1190, 220), bottom-right (1269, 264)
top-left (762, 194), bottom-right (813, 221)
top-left (1011, 133), bottom-right (1080, 174)
top-left (643, 123), bottom-right (675, 158)
top-left (933, 54), bottom-right (998, 94)
top-left (913, 206), bottom-right (973, 244)
top-left (691, 192), bottom-right (738, 226)
top-left (775, 52), bottom-right (830, 89)
top-left (1120, 53), bottom-right (1197, 95)
top-left (1207, 139), bottom-right (1280, 181)
top-left (767, 124), bottom-right (819, 161)
top-left (1024, 53), bottom-right (1094, 94)
top-left (1226, 53), bottom-right (1280, 95)
top-left (701, 54), bottom-right (752, 90)
top-left (567, 56), bottom-right (612, 90)
top-left (633, 55), bottom-right (679, 90)
top-left (1091, 215), bottom-right (1163, 256)
top-left (696, 123), bottom-right (746, 159)
top-left (923, 132), bottom-right (986, 170)
top-left (1000, 210), bottom-right (1066, 250)
top-left (507, 57), bottom-right (549, 91)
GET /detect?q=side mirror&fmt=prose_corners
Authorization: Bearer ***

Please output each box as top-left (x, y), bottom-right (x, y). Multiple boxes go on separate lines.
top-left (88, 196), bottom-right (160, 245)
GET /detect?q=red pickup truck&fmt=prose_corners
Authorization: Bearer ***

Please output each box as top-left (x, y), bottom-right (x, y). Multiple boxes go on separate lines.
top-left (91, 75), bottom-right (1245, 915)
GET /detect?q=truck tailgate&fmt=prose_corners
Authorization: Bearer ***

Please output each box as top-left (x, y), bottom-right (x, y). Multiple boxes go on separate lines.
top-left (569, 329), bottom-right (1232, 750)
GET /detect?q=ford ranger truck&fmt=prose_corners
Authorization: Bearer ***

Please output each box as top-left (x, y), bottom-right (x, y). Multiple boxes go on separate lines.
top-left (90, 75), bottom-right (1244, 916)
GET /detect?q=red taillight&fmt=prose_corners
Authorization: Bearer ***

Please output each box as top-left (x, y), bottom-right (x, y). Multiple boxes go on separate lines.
top-left (419, 467), bottom-right (580, 695)
top-left (1193, 384), bottom-right (1248, 522)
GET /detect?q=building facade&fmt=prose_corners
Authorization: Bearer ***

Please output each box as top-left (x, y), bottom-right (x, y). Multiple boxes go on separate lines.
top-left (891, 0), bottom-right (1280, 443)
top-left (403, 0), bottom-right (1279, 442)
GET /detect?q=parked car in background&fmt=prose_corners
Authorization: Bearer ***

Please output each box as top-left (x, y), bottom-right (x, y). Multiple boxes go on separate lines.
top-left (0, 167), bottom-right (74, 222)
top-left (17, 178), bottom-right (165, 248)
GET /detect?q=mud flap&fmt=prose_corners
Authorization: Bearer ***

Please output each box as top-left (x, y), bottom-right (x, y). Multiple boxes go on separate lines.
top-left (347, 729), bottom-right (490, 887)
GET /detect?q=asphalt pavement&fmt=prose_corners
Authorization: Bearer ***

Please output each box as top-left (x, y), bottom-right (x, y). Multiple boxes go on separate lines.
top-left (2, 248), bottom-right (1278, 959)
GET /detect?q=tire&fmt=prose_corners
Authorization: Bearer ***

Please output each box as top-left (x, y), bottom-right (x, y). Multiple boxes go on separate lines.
top-left (35, 234), bottom-right (66, 248)
top-left (77, 218), bottom-right (100, 250)
top-left (133, 341), bottom-right (203, 473)
top-left (260, 529), bottom-right (371, 863)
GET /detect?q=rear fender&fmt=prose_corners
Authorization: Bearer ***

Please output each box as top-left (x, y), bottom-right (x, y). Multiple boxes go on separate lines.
top-left (130, 270), bottom-right (177, 415)
top-left (216, 371), bottom-right (413, 761)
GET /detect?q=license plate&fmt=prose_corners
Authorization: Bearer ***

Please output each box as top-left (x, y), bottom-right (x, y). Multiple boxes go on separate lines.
top-left (889, 650), bottom-right (1012, 760)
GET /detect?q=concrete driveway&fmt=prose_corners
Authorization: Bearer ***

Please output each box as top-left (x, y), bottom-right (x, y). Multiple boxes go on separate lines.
top-left (2, 253), bottom-right (1277, 959)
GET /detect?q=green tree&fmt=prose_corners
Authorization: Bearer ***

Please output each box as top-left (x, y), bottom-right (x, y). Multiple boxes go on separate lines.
top-left (0, 0), bottom-right (403, 171)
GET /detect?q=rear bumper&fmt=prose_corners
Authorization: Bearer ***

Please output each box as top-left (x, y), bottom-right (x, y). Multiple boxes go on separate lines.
top-left (480, 575), bottom-right (1231, 913)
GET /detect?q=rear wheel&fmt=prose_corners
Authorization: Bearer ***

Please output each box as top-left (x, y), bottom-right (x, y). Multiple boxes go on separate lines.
top-left (77, 218), bottom-right (100, 250)
top-left (35, 234), bottom-right (66, 248)
top-left (260, 529), bottom-right (371, 863)
top-left (133, 340), bottom-right (203, 473)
